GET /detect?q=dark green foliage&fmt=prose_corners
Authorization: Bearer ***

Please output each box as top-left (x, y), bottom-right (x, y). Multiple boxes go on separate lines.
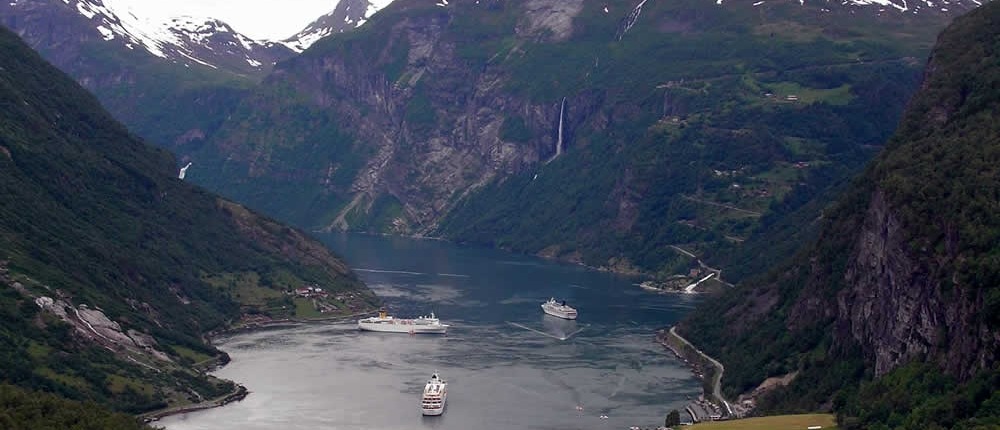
top-left (0, 384), bottom-right (152, 430)
top-left (345, 194), bottom-right (405, 233)
top-left (190, 82), bottom-right (375, 228)
top-left (499, 115), bottom-right (532, 143)
top-left (681, 2), bottom-right (1000, 427)
top-left (871, 3), bottom-right (1000, 323)
top-left (53, 35), bottom-right (253, 152)
top-left (0, 26), bottom-right (368, 414)
top-left (178, 0), bottom-right (948, 260)
top-left (441, 59), bottom-right (919, 274)
top-left (665, 409), bottom-right (681, 427)
top-left (405, 89), bottom-right (437, 135)
top-left (838, 363), bottom-right (1000, 430)
top-left (419, 0), bottom-right (946, 276)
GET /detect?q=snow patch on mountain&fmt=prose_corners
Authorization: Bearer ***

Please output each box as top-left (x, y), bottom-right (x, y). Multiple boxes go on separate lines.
top-left (714, 0), bottom-right (979, 12)
top-left (11, 0), bottom-right (291, 71)
top-left (282, 0), bottom-right (398, 52)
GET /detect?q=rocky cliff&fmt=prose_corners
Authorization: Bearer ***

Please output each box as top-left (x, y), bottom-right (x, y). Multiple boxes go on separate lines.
top-left (193, 0), bottom-right (570, 231)
top-left (183, 0), bottom-right (967, 277)
top-left (681, 2), bottom-right (1000, 426)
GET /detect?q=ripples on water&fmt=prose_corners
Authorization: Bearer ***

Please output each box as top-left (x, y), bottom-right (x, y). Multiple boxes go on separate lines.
top-left (161, 234), bottom-right (702, 430)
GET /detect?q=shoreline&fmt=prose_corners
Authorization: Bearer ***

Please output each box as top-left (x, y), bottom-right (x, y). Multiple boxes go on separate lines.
top-left (141, 384), bottom-right (249, 423)
top-left (657, 326), bottom-right (736, 421)
top-left (318, 230), bottom-right (658, 280)
top-left (144, 309), bottom-right (377, 422)
top-left (218, 309), bottom-right (376, 334)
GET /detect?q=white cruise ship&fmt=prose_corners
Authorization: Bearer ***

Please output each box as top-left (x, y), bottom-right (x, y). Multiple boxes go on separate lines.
top-left (541, 298), bottom-right (578, 320)
top-left (357, 309), bottom-right (449, 334)
top-left (421, 372), bottom-right (448, 416)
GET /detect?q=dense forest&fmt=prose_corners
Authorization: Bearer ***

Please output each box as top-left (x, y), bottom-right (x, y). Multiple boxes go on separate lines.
top-left (0, 24), bottom-right (373, 417)
top-left (0, 384), bottom-right (151, 430)
top-left (681, 2), bottom-right (1000, 428)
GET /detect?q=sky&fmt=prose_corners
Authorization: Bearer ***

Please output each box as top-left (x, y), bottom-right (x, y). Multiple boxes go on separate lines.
top-left (113, 0), bottom-right (340, 40)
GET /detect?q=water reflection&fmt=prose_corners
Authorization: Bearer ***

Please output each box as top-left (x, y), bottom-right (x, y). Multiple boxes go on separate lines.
top-left (160, 233), bottom-right (702, 430)
top-left (542, 314), bottom-right (582, 340)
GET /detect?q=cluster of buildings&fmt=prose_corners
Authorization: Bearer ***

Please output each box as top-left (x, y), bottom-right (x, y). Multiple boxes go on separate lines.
top-left (292, 285), bottom-right (328, 298)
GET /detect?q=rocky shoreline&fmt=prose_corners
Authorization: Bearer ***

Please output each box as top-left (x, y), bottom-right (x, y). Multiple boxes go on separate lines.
top-left (657, 326), bottom-right (747, 422)
top-left (144, 309), bottom-right (378, 423)
top-left (142, 385), bottom-right (249, 423)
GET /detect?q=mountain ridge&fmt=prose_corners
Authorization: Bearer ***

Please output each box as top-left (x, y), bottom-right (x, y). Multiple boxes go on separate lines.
top-left (679, 3), bottom-right (1000, 427)
top-left (3, 0), bottom-right (294, 77)
top-left (0, 23), bottom-right (375, 416)
top-left (179, 0), bottom-right (971, 281)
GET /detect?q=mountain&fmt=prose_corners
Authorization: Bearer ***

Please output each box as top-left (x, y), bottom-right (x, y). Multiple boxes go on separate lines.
top-left (0, 0), bottom-right (270, 158)
top-left (0, 24), bottom-right (374, 417)
top-left (681, 2), bottom-right (1000, 428)
top-left (2, 0), bottom-right (294, 76)
top-left (180, 0), bottom-right (975, 278)
top-left (283, 0), bottom-right (398, 52)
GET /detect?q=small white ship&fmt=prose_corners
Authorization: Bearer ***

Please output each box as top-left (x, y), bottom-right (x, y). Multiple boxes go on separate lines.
top-left (357, 309), bottom-right (449, 334)
top-left (421, 372), bottom-right (448, 416)
top-left (541, 298), bottom-right (578, 320)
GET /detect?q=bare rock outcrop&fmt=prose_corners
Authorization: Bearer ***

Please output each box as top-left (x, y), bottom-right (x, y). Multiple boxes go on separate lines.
top-left (837, 190), bottom-right (999, 379)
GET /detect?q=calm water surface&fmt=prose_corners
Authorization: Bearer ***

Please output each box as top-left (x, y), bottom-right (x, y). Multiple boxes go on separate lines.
top-left (161, 234), bottom-right (702, 430)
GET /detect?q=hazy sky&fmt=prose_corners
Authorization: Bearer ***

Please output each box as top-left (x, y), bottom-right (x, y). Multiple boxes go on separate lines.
top-left (112, 0), bottom-right (339, 40)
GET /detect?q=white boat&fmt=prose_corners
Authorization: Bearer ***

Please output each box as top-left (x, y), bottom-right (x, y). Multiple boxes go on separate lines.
top-left (421, 372), bottom-right (448, 416)
top-left (357, 309), bottom-right (449, 334)
top-left (541, 298), bottom-right (578, 320)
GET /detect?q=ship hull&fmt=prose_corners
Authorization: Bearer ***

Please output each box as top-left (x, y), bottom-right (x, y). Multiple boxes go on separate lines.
top-left (422, 375), bottom-right (447, 416)
top-left (357, 322), bottom-right (448, 334)
top-left (541, 305), bottom-right (577, 320)
top-left (422, 405), bottom-right (445, 416)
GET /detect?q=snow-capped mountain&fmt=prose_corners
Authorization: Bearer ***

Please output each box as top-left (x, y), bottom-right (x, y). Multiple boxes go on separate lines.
top-left (723, 0), bottom-right (982, 13)
top-left (2, 0), bottom-right (293, 76)
top-left (282, 0), bottom-right (397, 52)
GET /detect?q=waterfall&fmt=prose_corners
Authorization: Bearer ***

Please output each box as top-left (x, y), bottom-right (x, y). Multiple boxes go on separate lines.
top-left (178, 162), bottom-right (193, 180)
top-left (548, 97), bottom-right (567, 163)
top-left (616, 0), bottom-right (651, 41)
top-left (556, 96), bottom-right (566, 157)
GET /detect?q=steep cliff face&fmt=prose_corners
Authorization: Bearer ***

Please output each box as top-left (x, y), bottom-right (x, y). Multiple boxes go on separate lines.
top-left (185, 0), bottom-right (964, 277)
top-left (837, 190), bottom-right (999, 380)
top-left (191, 0), bottom-right (576, 231)
top-left (831, 3), bottom-right (1000, 383)
top-left (681, 2), bottom-right (1000, 425)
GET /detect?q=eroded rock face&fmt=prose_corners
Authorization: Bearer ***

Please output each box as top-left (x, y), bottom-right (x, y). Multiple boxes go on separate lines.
top-left (214, 1), bottom-right (594, 234)
top-left (34, 296), bottom-right (174, 363)
top-left (836, 190), bottom-right (999, 379)
top-left (521, 0), bottom-right (586, 42)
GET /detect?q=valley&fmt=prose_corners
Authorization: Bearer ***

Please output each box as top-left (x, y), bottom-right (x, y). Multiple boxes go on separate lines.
top-left (0, 0), bottom-right (998, 429)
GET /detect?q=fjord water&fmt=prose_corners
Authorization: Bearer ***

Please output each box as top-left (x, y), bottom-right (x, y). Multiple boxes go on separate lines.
top-left (161, 234), bottom-right (702, 430)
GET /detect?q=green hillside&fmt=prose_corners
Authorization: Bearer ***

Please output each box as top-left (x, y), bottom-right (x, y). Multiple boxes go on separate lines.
top-left (434, 0), bottom-right (935, 277)
top-left (0, 25), bottom-right (375, 416)
top-left (681, 3), bottom-right (1000, 428)
top-left (178, 0), bottom-right (961, 283)
top-left (0, 384), bottom-right (149, 430)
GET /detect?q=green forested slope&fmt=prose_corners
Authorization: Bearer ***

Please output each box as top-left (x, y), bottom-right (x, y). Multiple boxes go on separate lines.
top-left (434, 0), bottom-right (934, 277)
top-left (0, 26), bottom-right (374, 415)
top-left (681, 3), bottom-right (1000, 428)
top-left (0, 384), bottom-right (149, 430)
top-left (183, 0), bottom-right (957, 282)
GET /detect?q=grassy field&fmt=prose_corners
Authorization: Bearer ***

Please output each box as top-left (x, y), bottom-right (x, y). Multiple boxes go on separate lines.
top-left (691, 414), bottom-right (837, 430)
